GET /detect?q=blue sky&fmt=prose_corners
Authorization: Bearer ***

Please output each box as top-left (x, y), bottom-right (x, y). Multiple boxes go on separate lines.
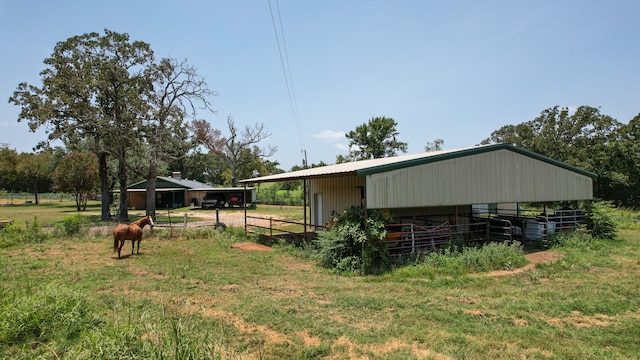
top-left (1, 1), bottom-right (638, 170)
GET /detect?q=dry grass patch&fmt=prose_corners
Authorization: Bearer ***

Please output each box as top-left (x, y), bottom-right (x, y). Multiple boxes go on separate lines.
top-left (545, 311), bottom-right (616, 328)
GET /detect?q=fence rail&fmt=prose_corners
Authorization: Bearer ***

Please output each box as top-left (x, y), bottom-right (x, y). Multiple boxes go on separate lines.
top-left (245, 215), bottom-right (319, 241)
top-left (243, 207), bottom-right (586, 252)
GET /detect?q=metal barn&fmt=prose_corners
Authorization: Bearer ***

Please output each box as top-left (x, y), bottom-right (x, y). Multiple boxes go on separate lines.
top-left (239, 144), bottom-right (596, 250)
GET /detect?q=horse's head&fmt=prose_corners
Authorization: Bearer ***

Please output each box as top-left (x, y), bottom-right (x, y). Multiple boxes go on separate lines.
top-left (147, 215), bottom-right (155, 227)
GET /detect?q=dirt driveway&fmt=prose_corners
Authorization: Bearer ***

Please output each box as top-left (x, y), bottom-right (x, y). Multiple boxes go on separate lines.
top-left (127, 209), bottom-right (281, 229)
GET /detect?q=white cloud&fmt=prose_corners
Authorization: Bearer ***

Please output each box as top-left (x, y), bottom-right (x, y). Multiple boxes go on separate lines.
top-left (313, 129), bottom-right (345, 142)
top-left (333, 143), bottom-right (349, 151)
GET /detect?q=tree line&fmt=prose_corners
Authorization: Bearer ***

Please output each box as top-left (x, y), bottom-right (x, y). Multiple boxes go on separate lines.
top-left (7, 30), bottom-right (276, 221)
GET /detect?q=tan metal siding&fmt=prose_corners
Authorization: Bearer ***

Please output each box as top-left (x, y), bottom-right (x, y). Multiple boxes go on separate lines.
top-left (367, 149), bottom-right (593, 208)
top-left (309, 175), bottom-right (365, 226)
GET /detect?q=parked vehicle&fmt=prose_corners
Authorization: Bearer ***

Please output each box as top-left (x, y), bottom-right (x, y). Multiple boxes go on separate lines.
top-left (227, 193), bottom-right (243, 208)
top-left (201, 193), bottom-right (225, 209)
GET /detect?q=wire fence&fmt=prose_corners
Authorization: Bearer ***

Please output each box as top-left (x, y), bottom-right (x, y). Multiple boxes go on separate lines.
top-left (255, 198), bottom-right (305, 207)
top-left (0, 192), bottom-right (72, 205)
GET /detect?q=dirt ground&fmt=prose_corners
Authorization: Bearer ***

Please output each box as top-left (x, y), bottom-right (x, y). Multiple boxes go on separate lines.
top-left (485, 251), bottom-right (565, 277)
top-left (128, 209), bottom-right (279, 229)
top-left (232, 242), bottom-right (274, 251)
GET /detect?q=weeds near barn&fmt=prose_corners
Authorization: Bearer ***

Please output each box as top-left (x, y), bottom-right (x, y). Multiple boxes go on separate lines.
top-left (391, 241), bottom-right (528, 278)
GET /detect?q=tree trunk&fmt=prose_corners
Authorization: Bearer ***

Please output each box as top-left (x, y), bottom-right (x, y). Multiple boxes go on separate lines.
top-left (146, 158), bottom-right (157, 220)
top-left (33, 184), bottom-right (40, 205)
top-left (75, 192), bottom-right (81, 211)
top-left (231, 162), bottom-right (237, 187)
top-left (117, 156), bottom-right (129, 222)
top-left (98, 153), bottom-right (111, 220)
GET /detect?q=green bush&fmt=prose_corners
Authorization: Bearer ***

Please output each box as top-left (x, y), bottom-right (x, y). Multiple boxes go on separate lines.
top-left (54, 213), bottom-right (90, 237)
top-left (548, 227), bottom-right (603, 251)
top-left (0, 218), bottom-right (49, 248)
top-left (583, 200), bottom-right (618, 240)
top-left (312, 206), bottom-right (391, 275)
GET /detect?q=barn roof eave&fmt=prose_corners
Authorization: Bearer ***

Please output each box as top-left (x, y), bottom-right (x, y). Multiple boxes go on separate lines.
top-left (238, 171), bottom-right (360, 184)
top-left (356, 143), bottom-right (599, 179)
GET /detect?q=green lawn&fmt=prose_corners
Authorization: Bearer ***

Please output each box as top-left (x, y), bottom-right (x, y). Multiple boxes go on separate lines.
top-left (0, 200), bottom-right (104, 227)
top-left (1, 210), bottom-right (639, 359)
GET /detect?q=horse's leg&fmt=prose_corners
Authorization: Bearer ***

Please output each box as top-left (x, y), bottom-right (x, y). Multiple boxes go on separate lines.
top-left (118, 240), bottom-right (124, 259)
top-left (131, 239), bottom-right (135, 255)
top-left (136, 238), bottom-right (141, 254)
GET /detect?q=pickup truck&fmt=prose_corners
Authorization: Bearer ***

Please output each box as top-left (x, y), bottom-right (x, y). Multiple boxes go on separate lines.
top-left (201, 193), bottom-right (225, 209)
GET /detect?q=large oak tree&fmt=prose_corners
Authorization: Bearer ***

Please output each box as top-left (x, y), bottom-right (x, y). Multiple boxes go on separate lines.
top-left (10, 29), bottom-right (153, 221)
top-left (140, 58), bottom-right (216, 217)
top-left (10, 30), bottom-right (216, 221)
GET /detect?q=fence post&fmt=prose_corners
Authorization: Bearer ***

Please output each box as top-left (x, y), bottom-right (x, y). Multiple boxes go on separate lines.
top-left (411, 224), bottom-right (415, 254)
top-left (270, 217), bottom-right (273, 237)
top-left (184, 213), bottom-right (188, 228)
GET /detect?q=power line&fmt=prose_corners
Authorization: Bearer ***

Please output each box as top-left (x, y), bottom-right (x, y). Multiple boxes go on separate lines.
top-left (268, 0), bottom-right (306, 166)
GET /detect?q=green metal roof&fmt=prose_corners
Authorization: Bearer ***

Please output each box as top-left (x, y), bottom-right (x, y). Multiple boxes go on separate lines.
top-left (239, 143), bottom-right (598, 183)
top-left (357, 144), bottom-right (598, 178)
top-left (356, 143), bottom-right (598, 178)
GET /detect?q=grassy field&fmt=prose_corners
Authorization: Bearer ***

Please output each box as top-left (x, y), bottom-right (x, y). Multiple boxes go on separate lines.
top-left (0, 200), bottom-right (306, 228)
top-left (1, 204), bottom-right (639, 359)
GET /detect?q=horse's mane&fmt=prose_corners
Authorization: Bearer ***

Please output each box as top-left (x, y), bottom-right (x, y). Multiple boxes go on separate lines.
top-left (131, 216), bottom-right (152, 227)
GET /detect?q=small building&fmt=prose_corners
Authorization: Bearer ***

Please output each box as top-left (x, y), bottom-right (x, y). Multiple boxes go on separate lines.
top-left (239, 144), bottom-right (597, 248)
top-left (127, 172), bottom-right (255, 210)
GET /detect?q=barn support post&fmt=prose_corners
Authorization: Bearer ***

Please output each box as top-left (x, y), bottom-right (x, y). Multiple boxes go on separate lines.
top-left (303, 178), bottom-right (308, 243)
top-left (454, 206), bottom-right (459, 224)
top-left (362, 182), bottom-right (368, 272)
top-left (243, 183), bottom-right (247, 235)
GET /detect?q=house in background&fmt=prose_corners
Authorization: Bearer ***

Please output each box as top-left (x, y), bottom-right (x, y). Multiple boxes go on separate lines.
top-left (239, 143), bottom-right (597, 247)
top-left (127, 172), bottom-right (255, 210)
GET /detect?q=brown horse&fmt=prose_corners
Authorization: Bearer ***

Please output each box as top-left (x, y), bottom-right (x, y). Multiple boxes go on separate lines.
top-left (113, 216), bottom-right (154, 259)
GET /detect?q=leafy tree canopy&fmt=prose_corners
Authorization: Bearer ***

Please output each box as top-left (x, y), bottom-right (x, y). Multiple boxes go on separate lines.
top-left (53, 152), bottom-right (99, 211)
top-left (344, 116), bottom-right (408, 161)
top-left (480, 105), bottom-right (640, 205)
